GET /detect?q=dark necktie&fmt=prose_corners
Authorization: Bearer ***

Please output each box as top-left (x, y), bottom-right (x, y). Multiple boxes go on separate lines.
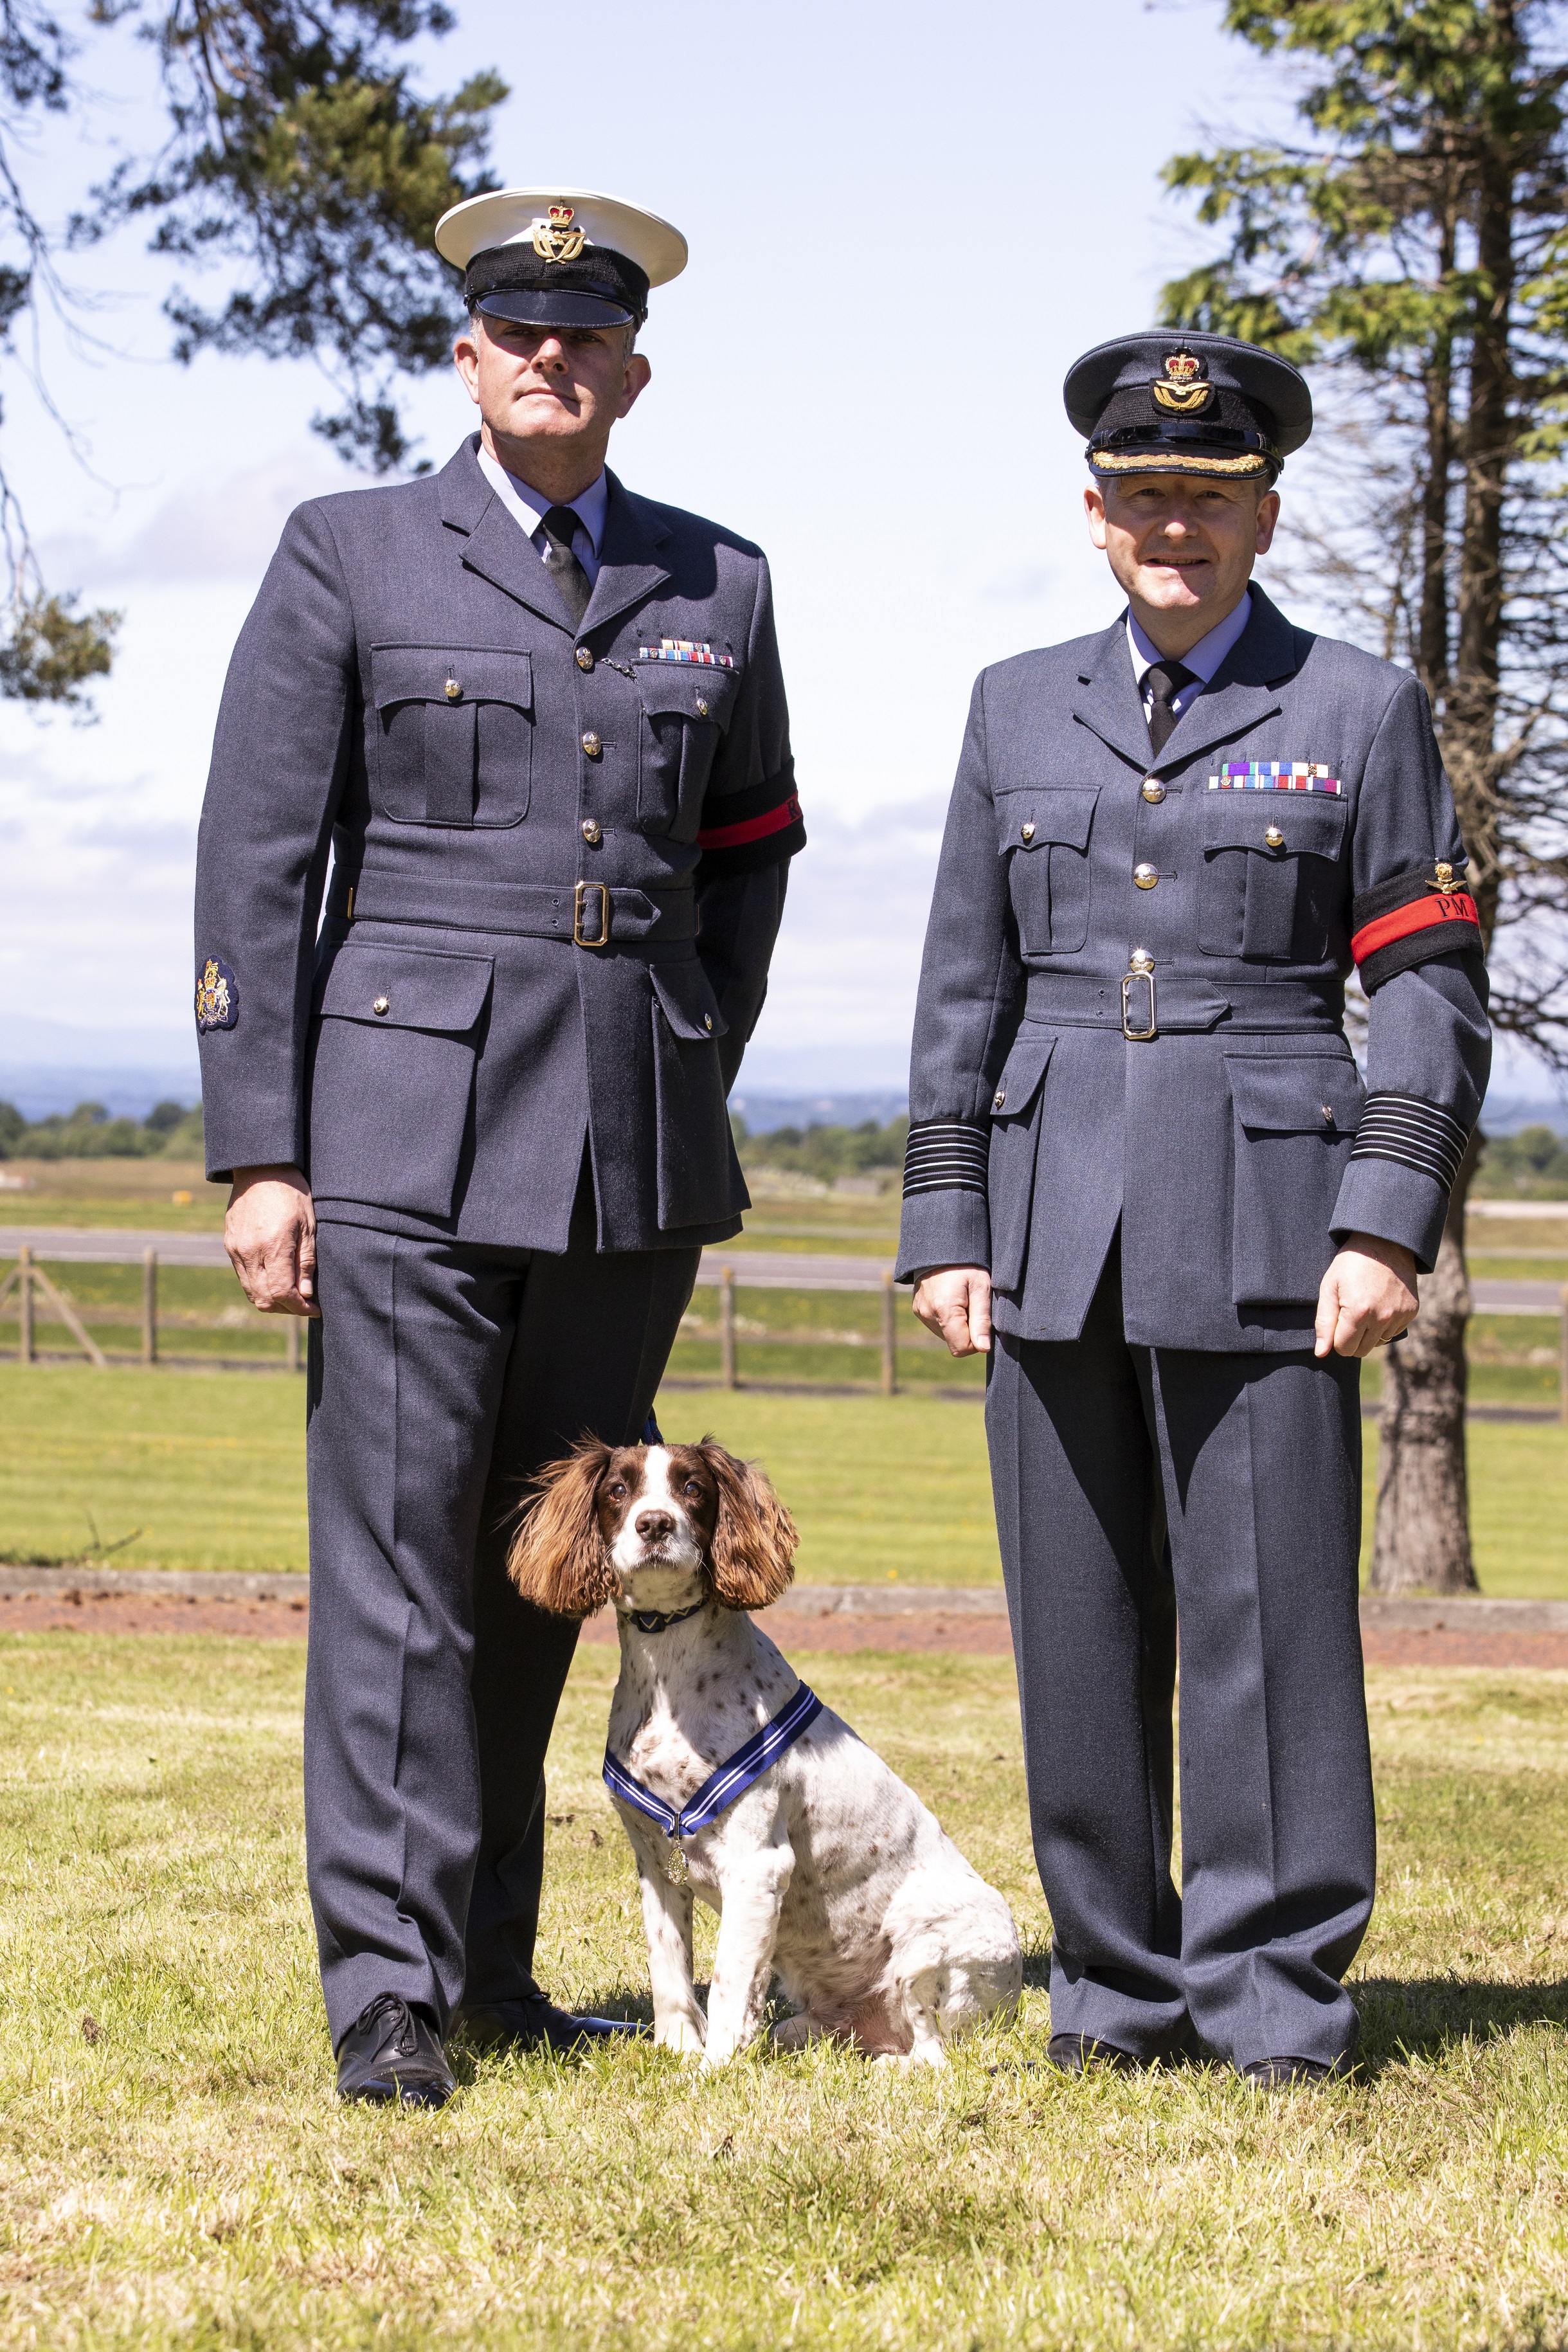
top-left (1142, 659), bottom-right (1198, 758)
top-left (537, 503), bottom-right (592, 627)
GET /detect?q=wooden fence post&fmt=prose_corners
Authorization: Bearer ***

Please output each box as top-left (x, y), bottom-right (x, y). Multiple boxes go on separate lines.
top-left (719, 1266), bottom-right (737, 1389)
top-left (287, 1316), bottom-right (302, 1375)
top-left (19, 1246), bottom-right (33, 1365)
top-left (141, 1248), bottom-right (158, 1366)
top-left (881, 1269), bottom-right (897, 1397)
top-left (1560, 1286), bottom-right (1567, 1429)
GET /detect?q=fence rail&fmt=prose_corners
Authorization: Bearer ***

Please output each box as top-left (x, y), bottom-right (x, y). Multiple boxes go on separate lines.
top-left (5, 1242), bottom-right (1565, 1412)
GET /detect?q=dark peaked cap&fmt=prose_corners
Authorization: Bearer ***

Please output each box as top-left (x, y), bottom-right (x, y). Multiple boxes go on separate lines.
top-left (1065, 330), bottom-right (1313, 481)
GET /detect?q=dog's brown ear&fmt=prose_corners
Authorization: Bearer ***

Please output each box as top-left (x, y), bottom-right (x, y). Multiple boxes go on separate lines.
top-left (507, 1438), bottom-right (617, 1618)
top-left (700, 1439), bottom-right (798, 1611)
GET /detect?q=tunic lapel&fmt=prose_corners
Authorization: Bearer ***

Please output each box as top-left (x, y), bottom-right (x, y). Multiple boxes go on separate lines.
top-left (1152, 586), bottom-right (1300, 771)
top-left (1070, 613), bottom-right (1155, 771)
top-left (581, 475), bottom-right (672, 638)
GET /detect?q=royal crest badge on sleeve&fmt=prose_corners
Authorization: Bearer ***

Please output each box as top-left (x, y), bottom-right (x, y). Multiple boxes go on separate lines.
top-left (195, 954), bottom-right (239, 1033)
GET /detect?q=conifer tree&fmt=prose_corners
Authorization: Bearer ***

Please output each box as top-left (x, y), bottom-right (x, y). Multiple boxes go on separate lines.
top-left (1162, 0), bottom-right (1568, 1591)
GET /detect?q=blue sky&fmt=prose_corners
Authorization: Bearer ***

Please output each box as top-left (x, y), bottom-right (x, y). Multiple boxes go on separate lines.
top-left (6, 0), bottom-right (1538, 1116)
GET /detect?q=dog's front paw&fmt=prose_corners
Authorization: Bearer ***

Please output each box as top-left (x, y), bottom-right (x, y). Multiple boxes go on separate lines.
top-left (654, 2015), bottom-right (706, 2057)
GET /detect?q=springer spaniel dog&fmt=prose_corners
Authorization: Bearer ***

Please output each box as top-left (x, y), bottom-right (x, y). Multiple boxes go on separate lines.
top-left (509, 1438), bottom-right (1022, 2068)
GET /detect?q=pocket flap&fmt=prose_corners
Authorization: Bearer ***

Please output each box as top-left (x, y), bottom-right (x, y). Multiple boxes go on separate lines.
top-left (371, 644), bottom-right (533, 714)
top-left (995, 788), bottom-right (1098, 854)
top-left (316, 943), bottom-right (494, 1033)
top-left (1201, 792), bottom-right (1347, 858)
top-left (650, 959), bottom-right (729, 1040)
top-left (989, 1029), bottom-right (1056, 1118)
top-left (1226, 1055), bottom-right (1364, 1134)
top-left (633, 662), bottom-right (742, 731)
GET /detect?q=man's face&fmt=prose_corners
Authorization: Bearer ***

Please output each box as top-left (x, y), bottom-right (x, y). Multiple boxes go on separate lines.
top-left (453, 314), bottom-right (651, 473)
top-left (1085, 473), bottom-right (1279, 651)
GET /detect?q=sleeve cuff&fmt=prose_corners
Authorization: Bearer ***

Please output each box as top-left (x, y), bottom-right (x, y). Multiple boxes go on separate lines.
top-left (895, 1186), bottom-right (991, 1284)
top-left (1331, 1156), bottom-right (1450, 1275)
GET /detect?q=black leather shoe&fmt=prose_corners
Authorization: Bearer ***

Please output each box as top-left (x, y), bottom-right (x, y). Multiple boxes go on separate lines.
top-left (1241, 2054), bottom-right (1336, 2089)
top-left (1047, 2032), bottom-right (1142, 2076)
top-left (336, 1993), bottom-right (455, 2108)
top-left (457, 1991), bottom-right (645, 2055)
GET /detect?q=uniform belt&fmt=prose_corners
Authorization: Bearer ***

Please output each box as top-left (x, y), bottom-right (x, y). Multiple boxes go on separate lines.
top-left (329, 872), bottom-right (699, 951)
top-left (1023, 970), bottom-right (1345, 1036)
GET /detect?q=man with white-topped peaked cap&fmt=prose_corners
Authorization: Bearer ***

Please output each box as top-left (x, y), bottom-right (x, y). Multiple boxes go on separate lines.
top-left (194, 186), bottom-right (803, 2105)
top-left (898, 330), bottom-right (1489, 2086)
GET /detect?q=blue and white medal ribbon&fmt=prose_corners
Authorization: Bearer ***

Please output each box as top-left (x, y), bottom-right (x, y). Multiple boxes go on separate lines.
top-left (602, 1681), bottom-right (824, 1858)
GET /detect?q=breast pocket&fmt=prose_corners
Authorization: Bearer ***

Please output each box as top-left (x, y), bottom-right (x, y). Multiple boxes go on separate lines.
top-left (994, 788), bottom-right (1099, 955)
top-left (634, 662), bottom-right (743, 839)
top-left (370, 645), bottom-right (534, 829)
top-left (308, 943), bottom-right (494, 1218)
top-left (1226, 1054), bottom-right (1364, 1305)
top-left (1198, 792), bottom-right (1347, 961)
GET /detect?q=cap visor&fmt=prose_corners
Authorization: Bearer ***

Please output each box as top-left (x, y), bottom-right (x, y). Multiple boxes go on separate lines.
top-left (476, 288), bottom-right (634, 330)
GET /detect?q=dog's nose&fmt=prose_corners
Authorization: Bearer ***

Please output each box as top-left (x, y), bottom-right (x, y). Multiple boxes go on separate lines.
top-left (635, 1509), bottom-right (675, 1542)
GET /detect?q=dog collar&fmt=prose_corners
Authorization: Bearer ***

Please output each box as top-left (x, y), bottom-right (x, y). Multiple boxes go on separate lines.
top-left (603, 1681), bottom-right (824, 1842)
top-left (623, 1598), bottom-right (708, 1634)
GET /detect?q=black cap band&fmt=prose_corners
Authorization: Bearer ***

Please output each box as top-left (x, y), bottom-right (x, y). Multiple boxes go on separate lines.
top-left (463, 240), bottom-right (650, 328)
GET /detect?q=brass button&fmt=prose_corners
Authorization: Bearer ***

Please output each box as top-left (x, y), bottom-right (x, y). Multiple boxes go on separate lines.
top-left (581, 730), bottom-right (602, 757)
top-left (1128, 948), bottom-right (1154, 973)
top-left (581, 818), bottom-right (602, 846)
top-left (1020, 821), bottom-right (1036, 842)
top-left (1142, 778), bottom-right (1166, 804)
top-left (696, 696), bottom-right (710, 719)
top-left (1133, 863), bottom-right (1159, 890)
top-left (993, 1088), bottom-right (1007, 1108)
top-left (444, 678), bottom-right (462, 702)
top-left (575, 646), bottom-right (594, 672)
top-left (1265, 823), bottom-right (1284, 849)
top-left (703, 1014), bottom-right (713, 1032)
top-left (372, 995), bottom-right (390, 1017)
top-left (1321, 1104), bottom-right (1336, 1127)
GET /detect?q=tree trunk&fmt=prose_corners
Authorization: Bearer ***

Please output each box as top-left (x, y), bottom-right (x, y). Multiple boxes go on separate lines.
top-left (1369, 1128), bottom-right (1482, 1594)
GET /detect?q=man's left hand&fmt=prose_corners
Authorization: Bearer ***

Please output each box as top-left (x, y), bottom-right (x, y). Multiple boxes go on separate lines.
top-left (1314, 1233), bottom-right (1419, 1359)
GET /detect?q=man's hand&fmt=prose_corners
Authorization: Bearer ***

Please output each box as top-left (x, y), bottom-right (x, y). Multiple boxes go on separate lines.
top-left (912, 1265), bottom-right (993, 1358)
top-left (226, 1165), bottom-right (320, 1318)
top-left (1314, 1233), bottom-right (1418, 1359)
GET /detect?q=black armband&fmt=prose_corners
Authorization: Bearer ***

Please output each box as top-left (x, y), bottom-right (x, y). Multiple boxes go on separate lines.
top-left (1351, 865), bottom-right (1482, 993)
top-left (696, 768), bottom-right (805, 877)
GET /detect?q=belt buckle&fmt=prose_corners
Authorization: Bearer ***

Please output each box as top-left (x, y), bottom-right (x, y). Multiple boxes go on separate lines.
top-left (573, 880), bottom-right (609, 948)
top-left (1121, 964), bottom-right (1157, 1040)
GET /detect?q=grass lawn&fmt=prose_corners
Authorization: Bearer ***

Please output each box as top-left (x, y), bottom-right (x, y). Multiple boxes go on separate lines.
top-left (0, 1632), bottom-right (1564, 2348)
top-left (6, 1366), bottom-right (1568, 1595)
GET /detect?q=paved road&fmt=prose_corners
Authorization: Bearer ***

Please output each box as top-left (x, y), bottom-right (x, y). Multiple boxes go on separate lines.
top-left (3, 1228), bottom-right (1564, 1312)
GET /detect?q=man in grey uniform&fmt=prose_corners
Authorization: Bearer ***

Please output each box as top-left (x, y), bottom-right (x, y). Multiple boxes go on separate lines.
top-left (897, 332), bottom-right (1488, 2085)
top-left (194, 187), bottom-right (804, 2105)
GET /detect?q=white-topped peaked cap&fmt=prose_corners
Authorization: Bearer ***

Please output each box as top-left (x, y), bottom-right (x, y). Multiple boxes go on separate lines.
top-left (436, 187), bottom-right (687, 329)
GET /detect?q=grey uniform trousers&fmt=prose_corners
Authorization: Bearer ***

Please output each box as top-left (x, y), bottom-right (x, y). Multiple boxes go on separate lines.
top-left (303, 1193), bottom-right (698, 2048)
top-left (986, 1250), bottom-right (1375, 2072)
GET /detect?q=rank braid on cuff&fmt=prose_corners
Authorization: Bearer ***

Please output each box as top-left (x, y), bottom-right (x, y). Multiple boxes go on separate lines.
top-left (1350, 865), bottom-right (1483, 993)
top-left (695, 769), bottom-right (805, 876)
top-left (1347, 1092), bottom-right (1470, 1193)
top-left (902, 1119), bottom-right (991, 1199)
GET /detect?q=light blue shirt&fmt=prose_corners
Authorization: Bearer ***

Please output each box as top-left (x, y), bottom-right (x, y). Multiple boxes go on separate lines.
top-left (1126, 590), bottom-right (1253, 728)
top-left (478, 448), bottom-right (609, 587)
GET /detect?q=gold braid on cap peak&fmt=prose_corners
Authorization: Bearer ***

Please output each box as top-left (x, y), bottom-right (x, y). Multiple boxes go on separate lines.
top-left (1090, 447), bottom-right (1274, 478)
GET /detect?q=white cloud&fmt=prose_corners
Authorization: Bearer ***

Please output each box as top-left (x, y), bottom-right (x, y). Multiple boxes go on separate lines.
top-left (35, 453), bottom-right (345, 588)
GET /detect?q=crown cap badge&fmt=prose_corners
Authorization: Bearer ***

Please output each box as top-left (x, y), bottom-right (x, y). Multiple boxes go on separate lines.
top-left (1151, 348), bottom-right (1214, 416)
top-left (532, 204), bottom-right (586, 264)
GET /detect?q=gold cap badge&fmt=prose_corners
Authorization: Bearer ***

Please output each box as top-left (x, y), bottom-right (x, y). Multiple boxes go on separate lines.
top-left (1151, 349), bottom-right (1214, 417)
top-left (532, 203), bottom-right (586, 265)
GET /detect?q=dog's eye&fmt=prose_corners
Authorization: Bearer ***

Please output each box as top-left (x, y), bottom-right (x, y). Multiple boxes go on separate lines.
top-left (683, 1479), bottom-right (705, 1499)
top-left (605, 1481), bottom-right (627, 1499)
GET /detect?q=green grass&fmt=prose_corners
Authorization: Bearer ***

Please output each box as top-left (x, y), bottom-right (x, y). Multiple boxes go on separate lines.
top-left (1, 1633), bottom-right (1566, 2348)
top-left (8, 1366), bottom-right (1568, 1595)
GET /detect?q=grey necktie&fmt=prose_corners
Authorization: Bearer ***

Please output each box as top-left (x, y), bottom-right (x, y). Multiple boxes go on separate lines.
top-left (537, 503), bottom-right (592, 628)
top-left (1142, 659), bottom-right (1198, 758)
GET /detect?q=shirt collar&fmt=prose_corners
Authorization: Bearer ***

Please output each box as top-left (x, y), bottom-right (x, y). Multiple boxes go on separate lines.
top-left (1126, 589), bottom-right (1253, 690)
top-left (476, 448), bottom-right (609, 554)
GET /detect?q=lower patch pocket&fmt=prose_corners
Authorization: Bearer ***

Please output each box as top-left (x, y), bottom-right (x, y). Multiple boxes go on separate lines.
top-left (649, 962), bottom-right (735, 1229)
top-left (1227, 1054), bottom-right (1364, 1305)
top-left (307, 944), bottom-right (494, 1218)
top-left (987, 1029), bottom-right (1056, 1294)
